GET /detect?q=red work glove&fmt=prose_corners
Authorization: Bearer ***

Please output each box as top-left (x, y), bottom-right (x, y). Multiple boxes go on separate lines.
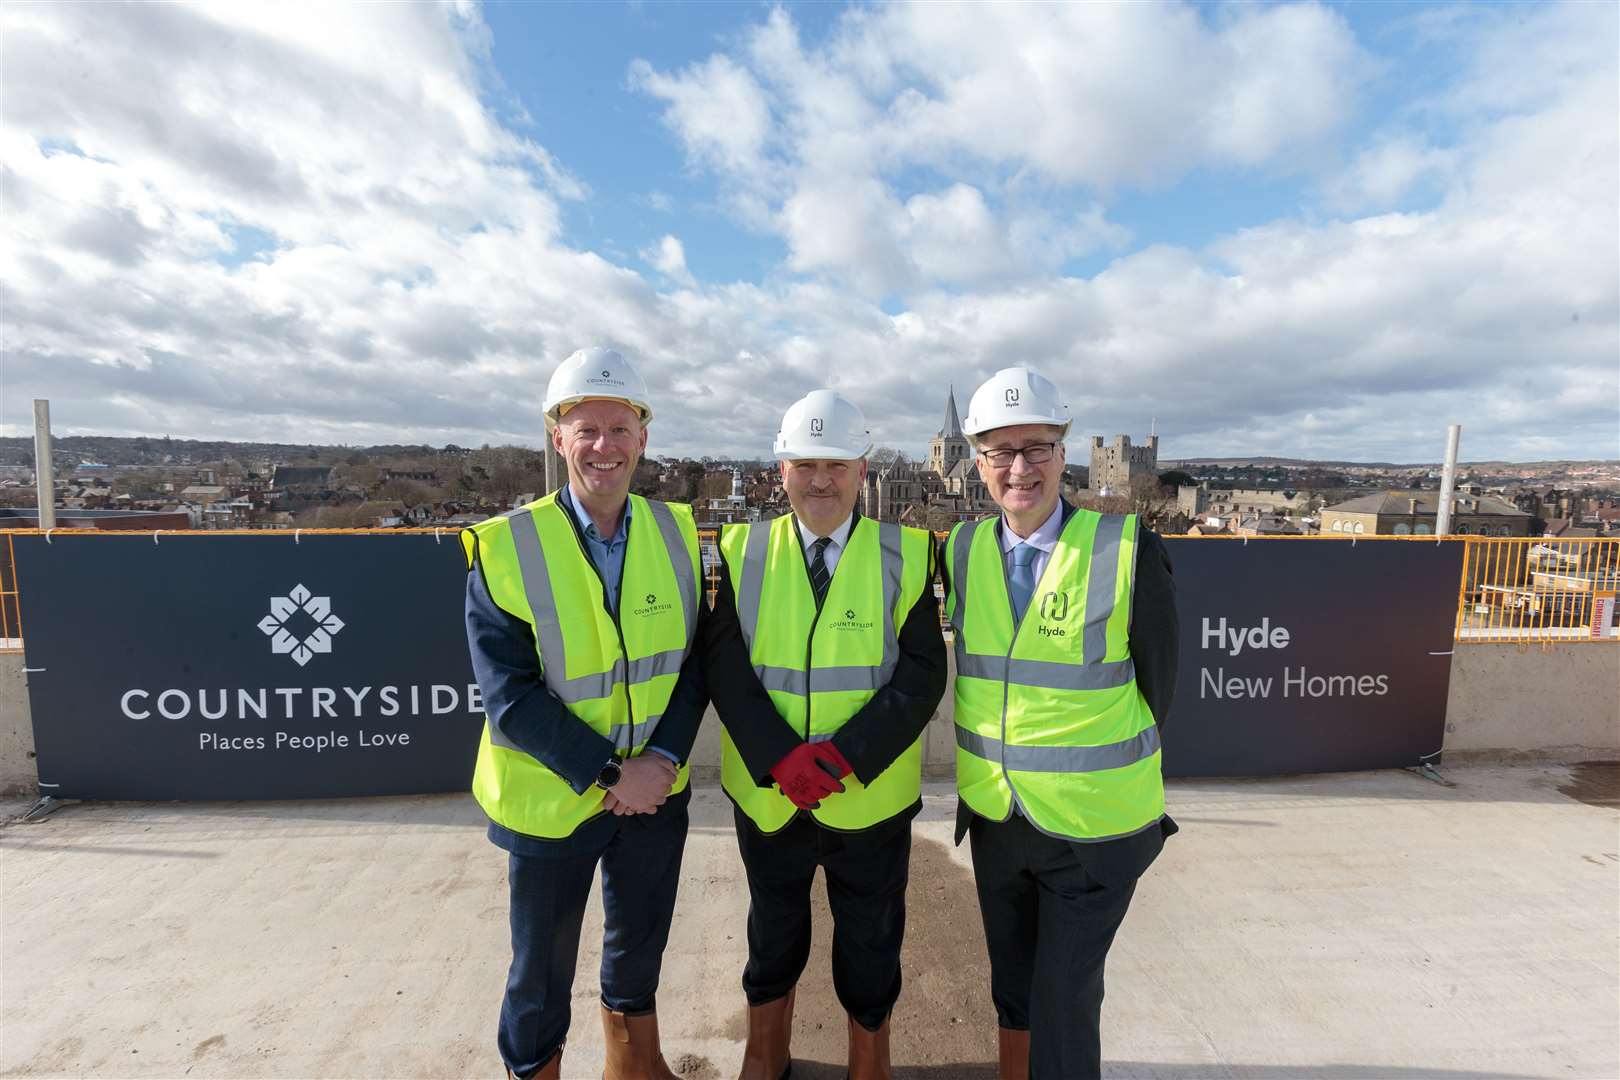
top-left (769, 743), bottom-right (847, 810)
top-left (809, 741), bottom-right (853, 780)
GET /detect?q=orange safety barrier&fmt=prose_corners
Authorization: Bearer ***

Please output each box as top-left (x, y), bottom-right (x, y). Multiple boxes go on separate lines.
top-left (1452, 536), bottom-right (1618, 644)
top-left (0, 533), bottom-right (21, 653)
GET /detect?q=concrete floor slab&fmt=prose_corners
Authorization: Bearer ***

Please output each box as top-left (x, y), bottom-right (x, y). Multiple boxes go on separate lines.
top-left (2, 764), bottom-right (1616, 1079)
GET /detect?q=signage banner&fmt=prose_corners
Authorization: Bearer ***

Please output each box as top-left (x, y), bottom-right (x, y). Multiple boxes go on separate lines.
top-left (15, 532), bottom-right (1467, 799)
top-left (15, 534), bottom-right (483, 800)
top-left (1160, 537), bottom-right (1464, 777)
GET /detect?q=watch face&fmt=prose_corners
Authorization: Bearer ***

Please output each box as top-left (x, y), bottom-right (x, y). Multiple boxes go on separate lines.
top-left (598, 760), bottom-right (622, 789)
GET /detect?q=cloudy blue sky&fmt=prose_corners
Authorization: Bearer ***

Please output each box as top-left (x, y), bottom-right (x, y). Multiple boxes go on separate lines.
top-left (2, 1), bottom-right (1615, 462)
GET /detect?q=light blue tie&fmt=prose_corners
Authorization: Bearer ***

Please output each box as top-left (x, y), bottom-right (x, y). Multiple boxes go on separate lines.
top-left (1008, 543), bottom-right (1038, 625)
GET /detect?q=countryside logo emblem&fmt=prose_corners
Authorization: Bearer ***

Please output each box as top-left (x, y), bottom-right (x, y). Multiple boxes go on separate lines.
top-left (258, 584), bottom-right (345, 667)
top-left (633, 592), bottom-right (673, 618)
top-left (829, 606), bottom-right (873, 632)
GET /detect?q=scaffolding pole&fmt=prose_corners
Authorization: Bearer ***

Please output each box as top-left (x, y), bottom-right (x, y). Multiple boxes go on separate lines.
top-left (33, 400), bottom-right (56, 531)
top-left (1436, 424), bottom-right (1462, 536)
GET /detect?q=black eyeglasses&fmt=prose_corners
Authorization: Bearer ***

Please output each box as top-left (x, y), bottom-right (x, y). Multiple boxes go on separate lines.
top-left (979, 442), bottom-right (1058, 468)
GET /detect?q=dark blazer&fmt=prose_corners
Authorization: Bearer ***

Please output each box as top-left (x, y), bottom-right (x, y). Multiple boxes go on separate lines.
top-left (704, 510), bottom-right (948, 830)
top-left (941, 501), bottom-right (1180, 882)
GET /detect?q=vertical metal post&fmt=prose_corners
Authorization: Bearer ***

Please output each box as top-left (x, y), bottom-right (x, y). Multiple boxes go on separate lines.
top-left (543, 437), bottom-right (561, 496)
top-left (33, 399), bottom-right (56, 531)
top-left (1435, 424), bottom-right (1462, 536)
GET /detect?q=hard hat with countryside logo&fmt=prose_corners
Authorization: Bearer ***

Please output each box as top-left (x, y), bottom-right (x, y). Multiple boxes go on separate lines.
top-left (961, 365), bottom-right (1071, 440)
top-left (773, 388), bottom-right (872, 460)
top-left (542, 347), bottom-right (654, 430)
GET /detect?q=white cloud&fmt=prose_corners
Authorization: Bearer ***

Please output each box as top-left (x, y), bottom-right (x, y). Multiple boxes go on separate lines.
top-left (633, 3), bottom-right (1363, 296)
top-left (642, 234), bottom-right (694, 286)
top-left (0, 1), bottom-right (1614, 464)
top-left (628, 54), bottom-right (774, 178)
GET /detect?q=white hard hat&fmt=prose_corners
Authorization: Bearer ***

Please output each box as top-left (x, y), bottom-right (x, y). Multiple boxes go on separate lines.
top-left (961, 366), bottom-right (1071, 440)
top-left (774, 389), bottom-right (872, 461)
top-left (543, 347), bottom-right (654, 430)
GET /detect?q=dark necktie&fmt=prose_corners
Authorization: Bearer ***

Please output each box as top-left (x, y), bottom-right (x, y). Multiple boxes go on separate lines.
top-left (809, 537), bottom-right (832, 603)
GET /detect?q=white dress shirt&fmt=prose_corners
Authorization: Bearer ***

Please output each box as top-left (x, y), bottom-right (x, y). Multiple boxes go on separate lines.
top-left (999, 499), bottom-right (1065, 583)
top-left (797, 513), bottom-right (855, 576)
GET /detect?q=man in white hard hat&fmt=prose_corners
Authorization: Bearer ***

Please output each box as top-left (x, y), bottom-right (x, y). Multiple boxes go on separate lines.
top-left (461, 346), bottom-right (707, 1080)
top-left (943, 366), bottom-right (1179, 1080)
top-left (705, 388), bottom-right (945, 1080)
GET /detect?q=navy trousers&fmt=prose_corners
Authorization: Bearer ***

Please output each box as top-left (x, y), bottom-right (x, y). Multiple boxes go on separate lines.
top-left (968, 812), bottom-right (1146, 1080)
top-left (734, 806), bottom-right (913, 1031)
top-left (498, 794), bottom-right (690, 1079)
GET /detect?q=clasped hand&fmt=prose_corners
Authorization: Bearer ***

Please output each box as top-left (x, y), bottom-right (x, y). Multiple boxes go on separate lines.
top-left (603, 754), bottom-right (678, 816)
top-left (769, 742), bottom-right (853, 810)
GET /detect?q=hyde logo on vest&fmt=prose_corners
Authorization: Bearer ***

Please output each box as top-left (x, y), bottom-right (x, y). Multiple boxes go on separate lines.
top-left (630, 591), bottom-right (674, 618)
top-left (1037, 590), bottom-right (1069, 637)
top-left (827, 606), bottom-right (875, 632)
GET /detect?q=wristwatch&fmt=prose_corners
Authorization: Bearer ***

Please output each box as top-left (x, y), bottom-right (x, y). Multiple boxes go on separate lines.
top-left (595, 757), bottom-right (623, 790)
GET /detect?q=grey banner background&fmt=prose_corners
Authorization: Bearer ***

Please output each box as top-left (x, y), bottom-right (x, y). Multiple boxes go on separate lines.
top-left (15, 533), bottom-right (483, 800)
top-left (14, 533), bottom-right (1465, 799)
top-left (1160, 537), bottom-right (1463, 777)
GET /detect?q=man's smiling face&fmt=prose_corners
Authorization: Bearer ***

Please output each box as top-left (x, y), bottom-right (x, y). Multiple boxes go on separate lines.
top-left (553, 398), bottom-right (647, 506)
top-left (976, 422), bottom-right (1066, 526)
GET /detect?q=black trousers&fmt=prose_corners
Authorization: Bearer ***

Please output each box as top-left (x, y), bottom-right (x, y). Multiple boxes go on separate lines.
top-left (734, 806), bottom-right (913, 1031)
top-left (498, 796), bottom-right (690, 1079)
top-left (968, 812), bottom-right (1143, 1080)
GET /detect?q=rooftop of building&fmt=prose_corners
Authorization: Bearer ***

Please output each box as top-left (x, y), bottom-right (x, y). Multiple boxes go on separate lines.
top-left (3, 763), bottom-right (1614, 1078)
top-left (1325, 490), bottom-right (1531, 517)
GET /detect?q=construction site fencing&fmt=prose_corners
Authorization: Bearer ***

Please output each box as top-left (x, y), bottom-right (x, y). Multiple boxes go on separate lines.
top-left (0, 529), bottom-right (1614, 654)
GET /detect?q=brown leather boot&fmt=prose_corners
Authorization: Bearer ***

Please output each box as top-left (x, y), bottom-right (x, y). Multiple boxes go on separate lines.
top-left (996, 1026), bottom-right (1029, 1080)
top-left (602, 1005), bottom-right (678, 1080)
top-left (846, 1014), bottom-right (892, 1080)
top-left (737, 987), bottom-right (795, 1080)
top-left (507, 1043), bottom-right (563, 1080)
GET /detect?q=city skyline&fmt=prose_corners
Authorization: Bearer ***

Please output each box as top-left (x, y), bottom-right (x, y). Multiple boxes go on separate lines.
top-left (1, 2), bottom-right (1615, 462)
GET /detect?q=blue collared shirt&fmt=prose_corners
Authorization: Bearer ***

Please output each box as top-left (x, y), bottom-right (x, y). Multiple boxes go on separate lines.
top-left (564, 485), bottom-right (631, 613)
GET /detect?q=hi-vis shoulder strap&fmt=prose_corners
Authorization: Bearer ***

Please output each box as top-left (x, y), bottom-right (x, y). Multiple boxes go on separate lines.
top-left (495, 498), bottom-right (696, 750)
top-left (949, 513), bottom-right (1161, 773)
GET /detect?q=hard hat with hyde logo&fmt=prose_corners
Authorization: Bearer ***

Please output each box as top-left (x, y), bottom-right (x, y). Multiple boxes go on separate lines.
top-left (773, 388), bottom-right (872, 460)
top-left (961, 365), bottom-right (1071, 439)
top-left (543, 347), bottom-right (654, 430)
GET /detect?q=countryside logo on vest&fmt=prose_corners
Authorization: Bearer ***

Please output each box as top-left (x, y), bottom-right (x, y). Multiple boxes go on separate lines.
top-left (631, 591), bottom-right (674, 618)
top-left (1038, 590), bottom-right (1069, 637)
top-left (827, 606), bottom-right (874, 632)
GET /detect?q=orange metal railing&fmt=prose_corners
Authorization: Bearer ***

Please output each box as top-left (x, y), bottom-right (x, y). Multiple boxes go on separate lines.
top-left (1452, 536), bottom-right (1618, 643)
top-left (0, 533), bottom-right (21, 653)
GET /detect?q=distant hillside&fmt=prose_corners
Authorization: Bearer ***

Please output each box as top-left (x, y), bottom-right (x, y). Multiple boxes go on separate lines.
top-left (2, 435), bottom-right (1613, 473)
top-left (0, 435), bottom-right (462, 468)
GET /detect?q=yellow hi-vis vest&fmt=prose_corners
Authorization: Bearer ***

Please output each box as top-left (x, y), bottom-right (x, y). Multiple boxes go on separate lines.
top-left (946, 509), bottom-right (1164, 842)
top-left (462, 491), bottom-right (701, 839)
top-left (719, 514), bottom-right (931, 833)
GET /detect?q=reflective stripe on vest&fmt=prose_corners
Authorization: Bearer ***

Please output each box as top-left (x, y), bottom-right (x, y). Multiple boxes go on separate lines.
top-left (720, 514), bottom-right (927, 833)
top-left (948, 509), bottom-right (1164, 842)
top-left (468, 493), bottom-right (700, 839)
